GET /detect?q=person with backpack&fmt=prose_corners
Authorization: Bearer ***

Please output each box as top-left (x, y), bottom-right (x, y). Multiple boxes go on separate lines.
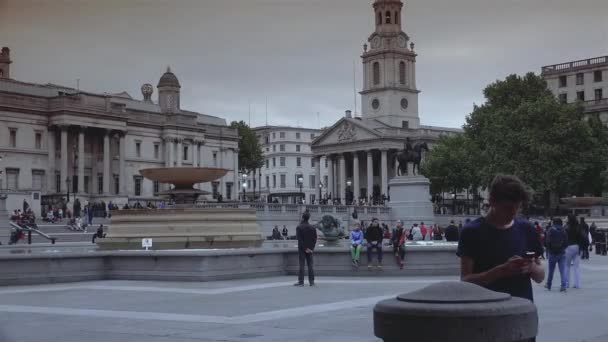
top-left (544, 218), bottom-right (569, 292)
top-left (565, 215), bottom-right (583, 289)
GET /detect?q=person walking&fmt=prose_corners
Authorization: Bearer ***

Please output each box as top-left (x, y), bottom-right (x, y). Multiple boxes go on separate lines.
top-left (579, 217), bottom-right (590, 260)
top-left (282, 225), bottom-right (289, 240)
top-left (365, 218), bottom-right (384, 270)
top-left (294, 211), bottom-right (317, 287)
top-left (350, 222), bottom-right (364, 268)
top-left (391, 220), bottom-right (406, 269)
top-left (565, 215), bottom-right (583, 289)
top-left (445, 220), bottom-right (459, 242)
top-left (411, 223), bottom-right (423, 241)
top-left (544, 218), bottom-right (568, 292)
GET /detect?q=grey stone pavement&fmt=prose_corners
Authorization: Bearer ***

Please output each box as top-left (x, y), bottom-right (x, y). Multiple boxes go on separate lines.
top-left (0, 256), bottom-right (606, 342)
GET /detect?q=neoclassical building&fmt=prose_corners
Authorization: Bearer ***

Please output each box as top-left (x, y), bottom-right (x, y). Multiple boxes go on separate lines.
top-left (311, 0), bottom-right (461, 204)
top-left (0, 48), bottom-right (239, 214)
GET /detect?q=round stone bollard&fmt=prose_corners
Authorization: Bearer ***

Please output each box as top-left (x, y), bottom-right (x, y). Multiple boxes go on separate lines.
top-left (374, 281), bottom-right (538, 342)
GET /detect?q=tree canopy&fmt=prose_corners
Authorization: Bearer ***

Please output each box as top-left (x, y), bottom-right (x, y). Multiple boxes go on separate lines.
top-left (229, 121), bottom-right (264, 175)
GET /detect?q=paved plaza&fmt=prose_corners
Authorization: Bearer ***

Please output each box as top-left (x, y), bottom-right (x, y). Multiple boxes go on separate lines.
top-left (0, 256), bottom-right (606, 342)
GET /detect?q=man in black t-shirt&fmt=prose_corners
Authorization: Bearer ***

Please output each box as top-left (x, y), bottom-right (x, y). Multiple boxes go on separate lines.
top-left (294, 211), bottom-right (317, 287)
top-left (457, 175), bottom-right (545, 303)
top-left (444, 220), bottom-right (459, 242)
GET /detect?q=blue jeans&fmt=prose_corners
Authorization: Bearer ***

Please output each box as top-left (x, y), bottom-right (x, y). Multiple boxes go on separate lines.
top-left (367, 243), bottom-right (383, 263)
top-left (546, 252), bottom-right (566, 290)
top-left (564, 245), bottom-right (580, 288)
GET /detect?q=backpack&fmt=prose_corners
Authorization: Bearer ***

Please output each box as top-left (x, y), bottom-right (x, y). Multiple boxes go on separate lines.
top-left (546, 226), bottom-right (566, 254)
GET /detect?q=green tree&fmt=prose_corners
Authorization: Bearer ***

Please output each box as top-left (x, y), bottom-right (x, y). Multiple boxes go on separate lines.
top-left (229, 120), bottom-right (264, 180)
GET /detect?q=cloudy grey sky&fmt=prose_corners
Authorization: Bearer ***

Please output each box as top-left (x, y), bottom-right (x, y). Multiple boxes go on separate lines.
top-left (1, 0), bottom-right (607, 128)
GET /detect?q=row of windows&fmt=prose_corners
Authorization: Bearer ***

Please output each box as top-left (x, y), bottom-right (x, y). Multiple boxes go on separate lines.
top-left (559, 70), bottom-right (603, 88)
top-left (4, 129), bottom-right (43, 149)
top-left (264, 174), bottom-right (318, 189)
top-left (268, 144), bottom-right (306, 153)
top-left (265, 132), bottom-right (316, 144)
top-left (265, 156), bottom-right (319, 168)
top-left (376, 10), bottom-right (399, 25)
top-left (559, 88), bottom-right (604, 103)
top-left (373, 61), bottom-right (407, 86)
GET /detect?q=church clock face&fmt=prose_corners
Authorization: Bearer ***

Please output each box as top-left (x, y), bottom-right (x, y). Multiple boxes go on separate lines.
top-left (371, 98), bottom-right (380, 111)
top-left (397, 36), bottom-right (407, 48)
top-left (400, 98), bottom-right (409, 110)
top-left (371, 36), bottom-right (381, 49)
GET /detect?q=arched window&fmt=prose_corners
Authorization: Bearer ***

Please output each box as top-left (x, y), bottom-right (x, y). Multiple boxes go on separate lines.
top-left (399, 61), bottom-right (406, 85)
top-left (376, 12), bottom-right (382, 25)
top-left (373, 62), bottom-right (380, 85)
top-left (395, 11), bottom-right (399, 24)
top-left (385, 11), bottom-right (391, 24)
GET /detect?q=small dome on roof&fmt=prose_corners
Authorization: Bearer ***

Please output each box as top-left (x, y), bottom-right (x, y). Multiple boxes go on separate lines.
top-left (157, 66), bottom-right (181, 88)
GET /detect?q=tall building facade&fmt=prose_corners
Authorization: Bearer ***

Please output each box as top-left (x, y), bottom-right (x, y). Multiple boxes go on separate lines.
top-left (250, 126), bottom-right (327, 204)
top-left (311, 0), bottom-right (460, 205)
top-left (0, 48), bottom-right (239, 215)
top-left (542, 55), bottom-right (608, 121)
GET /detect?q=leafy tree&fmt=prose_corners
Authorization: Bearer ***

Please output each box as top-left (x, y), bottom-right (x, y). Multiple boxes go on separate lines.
top-left (229, 121), bottom-right (264, 181)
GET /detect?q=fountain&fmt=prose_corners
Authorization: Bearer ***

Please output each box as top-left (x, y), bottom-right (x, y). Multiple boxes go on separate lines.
top-left (96, 167), bottom-right (263, 250)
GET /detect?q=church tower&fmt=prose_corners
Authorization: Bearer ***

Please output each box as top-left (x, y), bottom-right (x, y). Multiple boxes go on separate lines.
top-left (360, 0), bottom-right (420, 129)
top-left (0, 47), bottom-right (12, 79)
top-left (157, 66), bottom-right (181, 113)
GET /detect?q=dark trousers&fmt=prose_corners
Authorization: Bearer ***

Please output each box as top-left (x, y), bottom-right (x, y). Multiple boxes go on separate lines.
top-left (367, 244), bottom-right (383, 263)
top-left (581, 245), bottom-right (590, 259)
top-left (298, 249), bottom-right (314, 284)
top-left (393, 246), bottom-right (405, 260)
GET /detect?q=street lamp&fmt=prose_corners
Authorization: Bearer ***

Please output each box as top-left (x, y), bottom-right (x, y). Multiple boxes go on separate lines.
top-left (298, 176), bottom-right (304, 203)
top-left (242, 181), bottom-right (248, 202)
top-left (346, 180), bottom-right (352, 205)
top-left (66, 177), bottom-right (72, 203)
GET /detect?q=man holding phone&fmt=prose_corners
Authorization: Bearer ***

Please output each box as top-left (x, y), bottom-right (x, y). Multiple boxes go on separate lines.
top-left (458, 175), bottom-right (545, 303)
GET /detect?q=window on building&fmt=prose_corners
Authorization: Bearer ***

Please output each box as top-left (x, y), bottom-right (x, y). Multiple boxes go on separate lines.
top-left (559, 93), bottom-right (568, 104)
top-left (266, 176), bottom-right (269, 189)
top-left (183, 145), bottom-right (189, 161)
top-left (114, 174), bottom-right (119, 195)
top-left (273, 145), bottom-right (276, 152)
top-left (265, 136), bottom-right (270, 144)
top-left (309, 175), bottom-right (316, 189)
top-left (594, 70), bottom-right (603, 82)
top-left (6, 169), bottom-right (19, 190)
top-left (576, 73), bottom-right (585, 85)
top-left (226, 183), bottom-right (233, 200)
top-left (402, 121), bottom-right (409, 129)
top-left (9, 129), bottom-right (16, 148)
top-left (297, 157), bottom-right (301, 167)
top-left (385, 11), bottom-right (391, 24)
top-left (395, 11), bottom-right (399, 24)
top-left (35, 132), bottom-right (42, 149)
top-left (295, 174), bottom-right (303, 187)
top-left (212, 182), bottom-right (219, 199)
top-left (280, 132), bottom-right (285, 139)
top-left (280, 174), bottom-right (286, 188)
top-left (559, 75), bottom-right (567, 88)
top-left (266, 159), bottom-right (269, 168)
top-left (153, 180), bottom-right (160, 194)
top-left (273, 175), bottom-right (276, 188)
top-left (273, 157), bottom-right (276, 167)
top-left (213, 152), bottom-right (218, 166)
top-left (84, 176), bottom-right (89, 194)
top-left (31, 170), bottom-right (45, 191)
top-left (296, 132), bottom-right (301, 139)
top-left (595, 88), bottom-right (603, 101)
top-left (280, 144), bottom-right (285, 152)
top-left (98, 174), bottom-right (103, 194)
top-left (134, 176), bottom-right (142, 196)
top-left (56, 173), bottom-right (61, 193)
top-left (310, 133), bottom-right (315, 139)
top-left (577, 91), bottom-right (585, 101)
top-left (311, 158), bottom-right (315, 168)
top-left (399, 61), bottom-right (406, 85)
top-left (280, 157), bottom-right (286, 167)
top-left (266, 147), bottom-right (269, 152)
top-left (325, 158), bottom-right (328, 168)
top-left (136, 142), bottom-right (141, 158)
top-left (296, 145), bottom-right (300, 152)
top-left (272, 132), bottom-right (276, 139)
top-left (373, 62), bottom-right (380, 85)
top-left (154, 144), bottom-right (160, 159)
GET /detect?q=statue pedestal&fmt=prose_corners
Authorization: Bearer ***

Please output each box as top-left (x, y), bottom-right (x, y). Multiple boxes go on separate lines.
top-left (388, 176), bottom-right (434, 227)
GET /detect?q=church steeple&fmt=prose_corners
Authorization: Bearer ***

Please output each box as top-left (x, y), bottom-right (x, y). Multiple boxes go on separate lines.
top-left (360, 0), bottom-right (420, 129)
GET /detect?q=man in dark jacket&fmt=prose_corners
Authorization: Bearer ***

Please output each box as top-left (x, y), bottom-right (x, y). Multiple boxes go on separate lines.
top-left (365, 218), bottom-right (384, 269)
top-left (295, 211), bottom-right (317, 286)
top-left (445, 220), bottom-right (459, 242)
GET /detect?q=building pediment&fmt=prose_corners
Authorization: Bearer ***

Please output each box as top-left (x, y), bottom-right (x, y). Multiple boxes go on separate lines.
top-left (313, 118), bottom-right (381, 148)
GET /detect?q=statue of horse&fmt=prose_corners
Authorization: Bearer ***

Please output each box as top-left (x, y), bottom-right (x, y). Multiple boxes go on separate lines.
top-left (395, 142), bottom-right (429, 176)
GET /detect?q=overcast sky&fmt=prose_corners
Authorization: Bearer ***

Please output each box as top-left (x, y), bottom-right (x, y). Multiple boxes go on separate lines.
top-left (1, 0), bottom-right (607, 129)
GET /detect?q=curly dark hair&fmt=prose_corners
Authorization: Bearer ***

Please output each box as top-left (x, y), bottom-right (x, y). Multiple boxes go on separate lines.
top-left (489, 174), bottom-right (530, 204)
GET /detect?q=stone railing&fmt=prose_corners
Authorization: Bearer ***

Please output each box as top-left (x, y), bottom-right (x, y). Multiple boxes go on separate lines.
top-left (192, 203), bottom-right (392, 220)
top-left (542, 56), bottom-right (608, 75)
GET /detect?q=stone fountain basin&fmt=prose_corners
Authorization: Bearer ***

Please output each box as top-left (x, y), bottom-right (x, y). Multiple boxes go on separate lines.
top-left (140, 167), bottom-right (229, 189)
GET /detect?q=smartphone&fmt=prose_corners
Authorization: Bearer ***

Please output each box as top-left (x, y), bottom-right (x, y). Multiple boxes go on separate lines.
top-left (525, 252), bottom-right (536, 259)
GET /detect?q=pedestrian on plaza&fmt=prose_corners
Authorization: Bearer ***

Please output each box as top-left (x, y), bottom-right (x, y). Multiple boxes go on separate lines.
top-left (565, 214), bottom-right (583, 289)
top-left (444, 220), bottom-right (459, 242)
top-left (544, 218), bottom-right (569, 292)
top-left (350, 222), bottom-right (364, 268)
top-left (282, 225), bottom-right (289, 240)
top-left (457, 174), bottom-right (545, 303)
top-left (92, 224), bottom-right (106, 243)
top-left (272, 226), bottom-right (281, 240)
top-left (411, 223), bottom-right (423, 241)
top-left (419, 222), bottom-right (428, 240)
top-left (579, 217), bottom-right (590, 260)
top-left (365, 218), bottom-right (384, 270)
top-left (433, 224), bottom-right (443, 241)
top-left (391, 220), bottom-right (406, 269)
top-left (294, 211), bottom-right (317, 287)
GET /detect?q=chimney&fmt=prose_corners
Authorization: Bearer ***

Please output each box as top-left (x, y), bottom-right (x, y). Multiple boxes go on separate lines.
top-left (345, 110), bottom-right (352, 118)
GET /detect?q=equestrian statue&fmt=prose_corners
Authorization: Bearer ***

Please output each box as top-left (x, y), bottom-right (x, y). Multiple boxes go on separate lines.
top-left (394, 137), bottom-right (429, 176)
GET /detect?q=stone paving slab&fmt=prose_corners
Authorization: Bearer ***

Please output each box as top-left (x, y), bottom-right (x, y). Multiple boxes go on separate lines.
top-left (0, 256), bottom-right (606, 341)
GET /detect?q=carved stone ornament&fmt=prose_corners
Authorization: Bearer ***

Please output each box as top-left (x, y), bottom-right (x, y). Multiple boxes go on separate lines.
top-left (337, 121), bottom-right (357, 142)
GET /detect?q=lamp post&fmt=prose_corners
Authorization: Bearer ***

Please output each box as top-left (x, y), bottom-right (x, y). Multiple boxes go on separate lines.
top-left (66, 177), bottom-right (72, 203)
top-left (298, 176), bottom-right (304, 204)
top-left (318, 182), bottom-right (323, 203)
top-left (346, 179), bottom-right (352, 205)
top-left (242, 181), bottom-right (247, 202)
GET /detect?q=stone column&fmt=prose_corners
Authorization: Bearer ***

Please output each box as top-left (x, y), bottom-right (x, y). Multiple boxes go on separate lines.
top-left (315, 156), bottom-right (321, 201)
top-left (103, 130), bottom-right (110, 194)
top-left (192, 142), bottom-right (198, 167)
top-left (47, 127), bottom-right (56, 193)
top-left (233, 148), bottom-right (239, 200)
top-left (381, 149), bottom-right (388, 197)
top-left (339, 154), bottom-right (346, 204)
top-left (366, 150), bottom-right (373, 200)
top-left (353, 152), bottom-right (360, 202)
top-left (327, 156), bottom-right (334, 200)
top-left (92, 136), bottom-right (98, 195)
top-left (60, 126), bottom-right (68, 193)
top-left (176, 139), bottom-right (183, 167)
top-left (394, 152), bottom-right (399, 177)
top-left (78, 127), bottom-right (85, 194)
top-left (118, 131), bottom-right (126, 195)
top-left (164, 138), bottom-right (171, 167)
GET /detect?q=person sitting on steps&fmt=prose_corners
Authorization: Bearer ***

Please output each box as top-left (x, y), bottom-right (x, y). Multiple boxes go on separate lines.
top-left (350, 222), bottom-right (364, 268)
top-left (365, 218), bottom-right (384, 270)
